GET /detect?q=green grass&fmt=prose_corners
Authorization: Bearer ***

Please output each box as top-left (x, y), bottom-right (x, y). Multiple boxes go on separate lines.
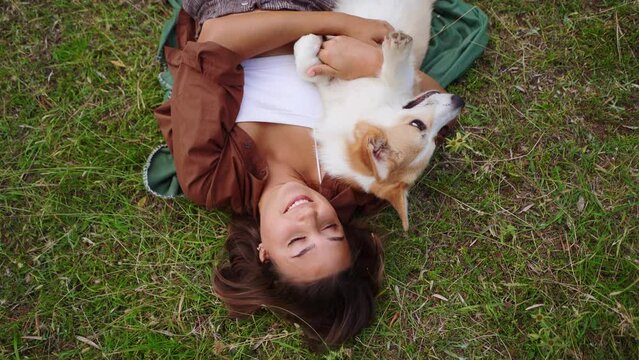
top-left (1, 0), bottom-right (637, 358)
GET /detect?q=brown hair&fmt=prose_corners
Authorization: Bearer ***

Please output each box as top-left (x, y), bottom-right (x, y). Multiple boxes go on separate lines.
top-left (213, 216), bottom-right (384, 347)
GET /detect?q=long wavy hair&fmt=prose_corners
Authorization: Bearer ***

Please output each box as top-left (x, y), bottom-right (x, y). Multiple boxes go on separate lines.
top-left (213, 216), bottom-right (384, 347)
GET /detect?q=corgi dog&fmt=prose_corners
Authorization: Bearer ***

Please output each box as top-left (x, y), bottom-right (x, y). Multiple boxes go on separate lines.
top-left (294, 0), bottom-right (464, 230)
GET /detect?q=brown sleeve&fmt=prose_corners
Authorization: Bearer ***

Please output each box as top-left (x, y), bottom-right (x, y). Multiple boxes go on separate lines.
top-left (154, 41), bottom-right (267, 214)
top-left (323, 178), bottom-right (388, 223)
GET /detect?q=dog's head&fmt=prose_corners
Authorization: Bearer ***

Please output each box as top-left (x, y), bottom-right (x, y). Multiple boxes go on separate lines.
top-left (348, 91), bottom-right (464, 230)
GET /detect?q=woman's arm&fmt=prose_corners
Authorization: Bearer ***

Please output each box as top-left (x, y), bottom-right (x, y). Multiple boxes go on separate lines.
top-left (307, 35), bottom-right (447, 93)
top-left (307, 36), bottom-right (447, 91)
top-left (197, 11), bottom-right (393, 59)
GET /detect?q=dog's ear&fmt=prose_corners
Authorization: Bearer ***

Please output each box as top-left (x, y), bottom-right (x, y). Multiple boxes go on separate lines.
top-left (373, 182), bottom-right (409, 231)
top-left (351, 122), bottom-right (387, 178)
top-left (386, 183), bottom-right (409, 231)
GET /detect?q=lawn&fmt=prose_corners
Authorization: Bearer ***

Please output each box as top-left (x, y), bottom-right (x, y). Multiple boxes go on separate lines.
top-left (1, 0), bottom-right (637, 358)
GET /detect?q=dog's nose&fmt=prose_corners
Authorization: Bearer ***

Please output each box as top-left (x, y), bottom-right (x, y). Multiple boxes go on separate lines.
top-left (451, 95), bottom-right (465, 109)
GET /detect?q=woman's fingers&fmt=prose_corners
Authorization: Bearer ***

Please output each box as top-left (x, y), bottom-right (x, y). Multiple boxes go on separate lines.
top-left (372, 20), bottom-right (395, 43)
top-left (342, 15), bottom-right (394, 45)
top-left (307, 64), bottom-right (338, 77)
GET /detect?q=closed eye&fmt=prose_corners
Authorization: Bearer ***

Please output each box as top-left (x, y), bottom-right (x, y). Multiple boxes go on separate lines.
top-left (292, 244), bottom-right (315, 258)
top-left (288, 237), bottom-right (305, 246)
top-left (323, 224), bottom-right (345, 241)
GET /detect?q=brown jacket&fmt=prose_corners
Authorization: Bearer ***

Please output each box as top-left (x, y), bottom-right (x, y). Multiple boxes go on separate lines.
top-left (153, 10), bottom-right (384, 222)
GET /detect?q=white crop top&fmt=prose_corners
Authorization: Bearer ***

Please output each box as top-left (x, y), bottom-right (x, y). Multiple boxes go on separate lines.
top-left (235, 55), bottom-right (323, 128)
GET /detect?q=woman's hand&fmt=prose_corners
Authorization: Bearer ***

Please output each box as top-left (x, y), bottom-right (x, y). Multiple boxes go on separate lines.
top-left (307, 36), bottom-right (383, 80)
top-left (340, 15), bottom-right (394, 45)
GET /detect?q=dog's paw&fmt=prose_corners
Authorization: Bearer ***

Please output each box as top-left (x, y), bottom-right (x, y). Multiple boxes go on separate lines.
top-left (379, 31), bottom-right (416, 91)
top-left (294, 34), bottom-right (323, 82)
top-left (383, 31), bottom-right (413, 53)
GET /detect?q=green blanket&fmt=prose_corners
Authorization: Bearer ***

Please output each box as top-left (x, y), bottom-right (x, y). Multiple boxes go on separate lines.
top-left (144, 0), bottom-right (489, 198)
top-left (421, 0), bottom-right (489, 88)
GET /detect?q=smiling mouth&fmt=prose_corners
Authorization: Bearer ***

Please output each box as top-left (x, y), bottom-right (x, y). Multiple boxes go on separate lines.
top-left (284, 195), bottom-right (313, 213)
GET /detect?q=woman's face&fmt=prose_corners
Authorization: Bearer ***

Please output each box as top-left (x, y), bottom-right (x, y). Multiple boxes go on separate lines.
top-left (258, 182), bottom-right (351, 283)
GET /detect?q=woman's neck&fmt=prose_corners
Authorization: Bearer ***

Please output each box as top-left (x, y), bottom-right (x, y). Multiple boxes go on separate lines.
top-left (264, 161), bottom-right (307, 189)
top-left (258, 145), bottom-right (323, 214)
top-left (238, 122), bottom-right (321, 192)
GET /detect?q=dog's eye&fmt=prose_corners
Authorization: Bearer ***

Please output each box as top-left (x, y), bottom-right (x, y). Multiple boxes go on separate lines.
top-left (410, 119), bottom-right (426, 131)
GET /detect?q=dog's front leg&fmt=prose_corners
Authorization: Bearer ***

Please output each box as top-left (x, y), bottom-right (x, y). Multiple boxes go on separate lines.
top-left (294, 34), bottom-right (330, 85)
top-left (379, 31), bottom-right (416, 94)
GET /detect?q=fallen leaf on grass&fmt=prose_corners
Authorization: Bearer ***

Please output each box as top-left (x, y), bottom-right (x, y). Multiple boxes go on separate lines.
top-left (22, 336), bottom-right (44, 341)
top-left (75, 335), bottom-right (101, 350)
top-left (519, 203), bottom-right (534, 213)
top-left (432, 294), bottom-right (449, 302)
top-left (577, 196), bottom-right (586, 212)
top-left (389, 311), bottom-right (400, 327)
top-left (525, 303), bottom-right (544, 311)
top-left (137, 196), bottom-right (147, 207)
top-left (156, 329), bottom-right (175, 337)
top-left (213, 341), bottom-right (226, 355)
top-left (110, 60), bottom-right (126, 68)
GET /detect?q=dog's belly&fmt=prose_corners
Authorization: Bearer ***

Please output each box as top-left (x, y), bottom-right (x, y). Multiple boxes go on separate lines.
top-left (319, 79), bottom-right (411, 129)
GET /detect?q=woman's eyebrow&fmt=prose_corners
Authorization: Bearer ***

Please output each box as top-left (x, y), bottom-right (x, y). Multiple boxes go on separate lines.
top-left (328, 236), bottom-right (345, 241)
top-left (292, 244), bottom-right (316, 258)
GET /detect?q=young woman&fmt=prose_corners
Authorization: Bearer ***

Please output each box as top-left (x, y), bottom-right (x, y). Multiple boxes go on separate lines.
top-left (154, 1), bottom-right (446, 346)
